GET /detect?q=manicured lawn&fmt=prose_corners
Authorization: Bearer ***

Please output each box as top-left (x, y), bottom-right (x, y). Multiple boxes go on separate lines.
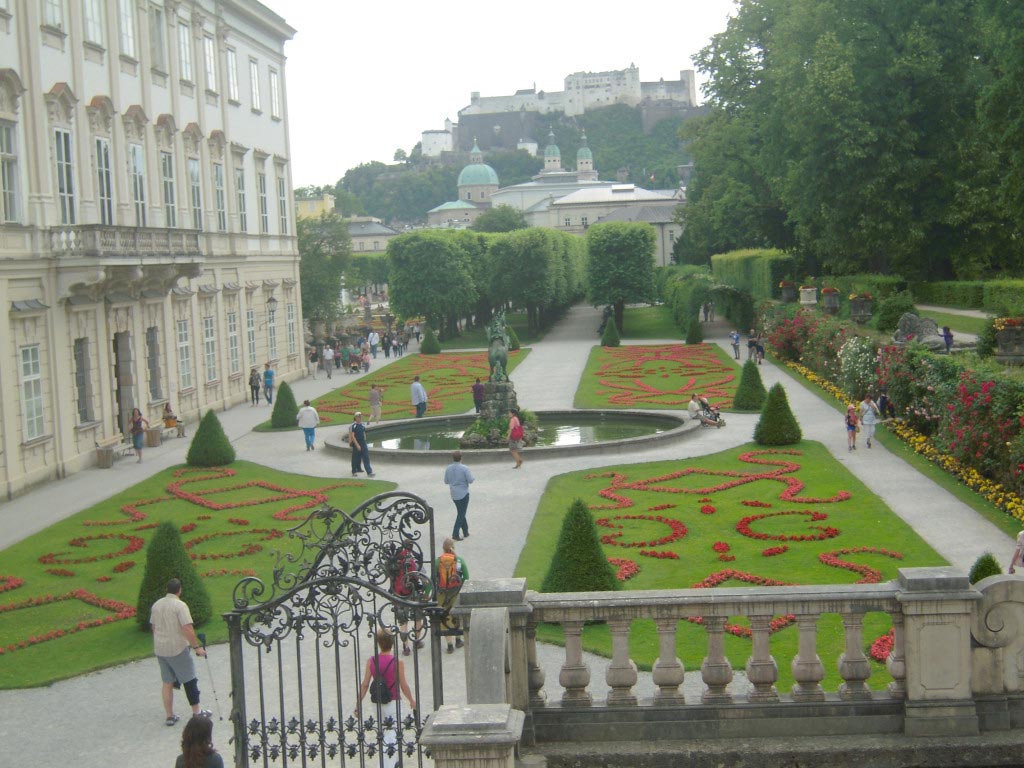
top-left (916, 308), bottom-right (989, 337)
top-left (514, 442), bottom-right (946, 691)
top-left (257, 350), bottom-right (529, 430)
top-left (0, 461), bottom-right (394, 688)
top-left (619, 305), bottom-right (682, 340)
top-left (574, 343), bottom-right (739, 410)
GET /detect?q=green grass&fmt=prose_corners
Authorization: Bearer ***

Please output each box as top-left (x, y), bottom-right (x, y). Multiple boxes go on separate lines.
top-left (574, 343), bottom-right (740, 410)
top-left (619, 305), bottom-right (682, 340)
top-left (434, 311), bottom-right (546, 350)
top-left (915, 308), bottom-right (989, 337)
top-left (514, 441), bottom-right (946, 691)
top-left (254, 349), bottom-right (528, 430)
top-left (0, 461), bottom-right (394, 688)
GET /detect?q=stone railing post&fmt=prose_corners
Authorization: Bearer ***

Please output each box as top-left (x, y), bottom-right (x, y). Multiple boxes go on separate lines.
top-left (701, 615), bottom-right (733, 703)
top-left (790, 613), bottom-right (825, 701)
top-left (896, 567), bottom-right (981, 736)
top-left (452, 580), bottom-right (534, 739)
top-left (651, 617), bottom-right (685, 704)
top-left (745, 614), bottom-right (779, 702)
top-left (420, 704), bottom-right (524, 768)
top-left (605, 617), bottom-right (638, 706)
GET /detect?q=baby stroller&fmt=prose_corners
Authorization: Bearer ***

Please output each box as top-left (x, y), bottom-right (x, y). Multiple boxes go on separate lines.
top-left (700, 401), bottom-right (726, 428)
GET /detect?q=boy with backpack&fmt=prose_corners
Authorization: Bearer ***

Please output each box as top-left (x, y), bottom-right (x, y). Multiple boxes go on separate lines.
top-left (436, 537), bottom-right (469, 653)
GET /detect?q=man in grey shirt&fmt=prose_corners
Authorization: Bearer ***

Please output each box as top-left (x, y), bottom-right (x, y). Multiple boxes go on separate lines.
top-left (443, 450), bottom-right (475, 541)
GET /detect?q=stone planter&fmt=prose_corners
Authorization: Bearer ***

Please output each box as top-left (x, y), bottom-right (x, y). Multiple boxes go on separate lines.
top-left (995, 327), bottom-right (1024, 365)
top-left (821, 291), bottom-right (840, 315)
top-left (850, 298), bottom-right (873, 324)
top-left (780, 285), bottom-right (797, 303)
top-left (799, 288), bottom-right (818, 306)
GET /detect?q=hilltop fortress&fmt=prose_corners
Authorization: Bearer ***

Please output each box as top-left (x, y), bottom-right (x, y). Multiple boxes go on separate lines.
top-left (421, 64), bottom-right (700, 156)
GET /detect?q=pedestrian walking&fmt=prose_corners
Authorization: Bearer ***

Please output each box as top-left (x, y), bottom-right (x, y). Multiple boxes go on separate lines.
top-left (249, 367), bottom-right (261, 406)
top-left (296, 399), bottom-right (320, 451)
top-left (368, 329), bottom-right (380, 359)
top-left (508, 408), bottom-right (524, 469)
top-left (729, 330), bottom-right (741, 360)
top-left (176, 715), bottom-right (224, 768)
top-left (130, 407), bottom-right (149, 463)
top-left (369, 383), bottom-right (384, 424)
top-left (859, 394), bottom-right (880, 448)
top-left (150, 578), bottom-right (211, 726)
top-left (308, 346), bottom-right (318, 378)
top-left (350, 411), bottom-right (374, 477)
top-left (356, 629), bottom-right (417, 755)
top-left (747, 329), bottom-right (757, 360)
top-left (845, 404), bottom-right (859, 451)
top-left (443, 451), bottom-right (474, 541)
top-left (942, 326), bottom-right (954, 354)
top-left (322, 344), bottom-right (334, 379)
top-left (411, 376), bottom-right (428, 418)
top-left (263, 362), bottom-right (275, 405)
top-left (472, 378), bottom-right (485, 414)
top-left (1008, 524), bottom-right (1024, 574)
top-left (436, 538), bottom-right (468, 653)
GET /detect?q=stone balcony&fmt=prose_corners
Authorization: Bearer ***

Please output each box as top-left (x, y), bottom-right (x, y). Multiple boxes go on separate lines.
top-left (48, 224), bottom-right (201, 260)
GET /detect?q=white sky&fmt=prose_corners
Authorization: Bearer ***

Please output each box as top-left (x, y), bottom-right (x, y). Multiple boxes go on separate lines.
top-left (259, 0), bottom-right (738, 188)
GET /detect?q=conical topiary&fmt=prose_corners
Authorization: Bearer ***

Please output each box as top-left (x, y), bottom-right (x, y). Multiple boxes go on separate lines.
top-left (507, 324), bottom-right (521, 351)
top-left (421, 327), bottom-right (441, 354)
top-left (969, 552), bottom-right (1002, 584)
top-left (136, 521), bottom-right (212, 630)
top-left (685, 318), bottom-right (703, 344)
top-left (753, 383), bottom-right (802, 446)
top-left (541, 498), bottom-right (620, 593)
top-left (270, 380), bottom-right (299, 428)
top-left (733, 359), bottom-right (768, 411)
top-left (601, 316), bottom-right (621, 347)
top-left (186, 409), bottom-right (236, 466)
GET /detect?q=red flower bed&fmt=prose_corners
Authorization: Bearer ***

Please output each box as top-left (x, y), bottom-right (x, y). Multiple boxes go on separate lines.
top-left (818, 547), bottom-right (904, 584)
top-left (1, 575), bottom-right (25, 593)
top-left (184, 528), bottom-right (285, 560)
top-left (596, 514), bottom-right (688, 549)
top-left (0, 589), bottom-right (135, 655)
top-left (736, 510), bottom-right (840, 542)
top-left (639, 549), bottom-right (679, 560)
top-left (45, 568), bottom-right (75, 577)
top-left (607, 558), bottom-right (639, 581)
top-left (762, 546), bottom-right (789, 557)
top-left (870, 629), bottom-right (895, 662)
top-left (712, 542), bottom-right (730, 553)
top-left (112, 561), bottom-right (135, 573)
top-left (38, 534), bottom-right (146, 565)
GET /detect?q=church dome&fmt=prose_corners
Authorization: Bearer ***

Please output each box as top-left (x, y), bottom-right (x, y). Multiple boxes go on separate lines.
top-left (577, 145), bottom-right (592, 161)
top-left (458, 162), bottom-right (499, 187)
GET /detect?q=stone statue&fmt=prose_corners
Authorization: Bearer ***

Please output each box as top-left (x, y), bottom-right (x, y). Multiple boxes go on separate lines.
top-left (487, 311), bottom-right (510, 382)
top-left (893, 313), bottom-right (946, 351)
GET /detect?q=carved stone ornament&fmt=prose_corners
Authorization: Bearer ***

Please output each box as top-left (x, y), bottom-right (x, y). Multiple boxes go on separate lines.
top-left (0, 69), bottom-right (26, 117)
top-left (208, 129), bottom-right (226, 162)
top-left (86, 95), bottom-right (115, 136)
top-left (44, 82), bottom-right (77, 125)
top-left (182, 122), bottom-right (203, 156)
top-left (155, 114), bottom-right (177, 150)
top-left (122, 104), bottom-right (149, 142)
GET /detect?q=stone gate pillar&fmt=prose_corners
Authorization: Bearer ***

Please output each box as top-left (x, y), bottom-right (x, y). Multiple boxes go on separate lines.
top-left (896, 567), bottom-right (982, 736)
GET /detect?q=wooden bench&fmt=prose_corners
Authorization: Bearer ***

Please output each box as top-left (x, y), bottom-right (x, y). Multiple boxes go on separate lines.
top-left (95, 434), bottom-right (134, 462)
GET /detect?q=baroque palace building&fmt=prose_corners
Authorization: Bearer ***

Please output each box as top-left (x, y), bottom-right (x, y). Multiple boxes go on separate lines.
top-left (0, 0), bottom-right (300, 498)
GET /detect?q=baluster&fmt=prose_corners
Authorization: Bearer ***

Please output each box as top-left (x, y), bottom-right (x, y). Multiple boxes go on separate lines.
top-left (790, 614), bottom-right (825, 701)
top-left (838, 612), bottom-right (872, 700)
top-left (886, 612), bottom-right (906, 700)
top-left (700, 615), bottom-right (733, 703)
top-left (652, 618), bottom-right (685, 705)
top-left (745, 614), bottom-right (779, 702)
top-left (558, 621), bottom-right (591, 706)
top-left (605, 618), bottom-right (637, 706)
top-left (525, 619), bottom-right (546, 708)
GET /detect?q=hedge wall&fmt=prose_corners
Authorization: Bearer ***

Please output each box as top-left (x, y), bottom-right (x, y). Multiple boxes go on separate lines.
top-left (983, 280), bottom-right (1024, 314)
top-left (909, 281), bottom-right (985, 308)
top-left (710, 249), bottom-right (797, 300)
top-left (822, 274), bottom-right (907, 300)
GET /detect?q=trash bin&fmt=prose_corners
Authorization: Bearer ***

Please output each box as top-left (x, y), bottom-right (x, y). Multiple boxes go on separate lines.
top-left (96, 446), bottom-right (114, 469)
top-left (145, 427), bottom-right (163, 447)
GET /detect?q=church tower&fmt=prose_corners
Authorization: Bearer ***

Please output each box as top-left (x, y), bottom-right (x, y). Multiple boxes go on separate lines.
top-left (576, 131), bottom-right (597, 181)
top-left (543, 128), bottom-right (561, 173)
top-left (457, 140), bottom-right (500, 202)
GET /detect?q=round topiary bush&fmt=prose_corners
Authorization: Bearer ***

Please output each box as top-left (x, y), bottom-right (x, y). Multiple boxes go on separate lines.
top-left (875, 290), bottom-right (916, 332)
top-left (186, 409), bottom-right (236, 466)
top-left (421, 327), bottom-right (441, 354)
top-left (601, 316), bottom-right (621, 347)
top-left (754, 383), bottom-right (803, 446)
top-left (733, 359), bottom-right (768, 411)
top-left (685, 318), bottom-right (703, 344)
top-left (507, 324), bottom-right (521, 351)
top-left (541, 498), bottom-right (619, 593)
top-left (270, 380), bottom-right (298, 428)
top-left (968, 552), bottom-right (1002, 583)
top-left (136, 521), bottom-right (212, 630)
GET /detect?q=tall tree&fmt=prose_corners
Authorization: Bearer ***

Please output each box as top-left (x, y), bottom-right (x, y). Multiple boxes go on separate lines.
top-left (298, 211), bottom-right (350, 322)
top-left (585, 222), bottom-right (657, 331)
top-left (470, 205), bottom-right (528, 233)
top-left (387, 231), bottom-right (476, 337)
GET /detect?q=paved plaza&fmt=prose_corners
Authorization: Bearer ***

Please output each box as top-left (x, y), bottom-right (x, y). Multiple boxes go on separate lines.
top-left (0, 304), bottom-right (1013, 767)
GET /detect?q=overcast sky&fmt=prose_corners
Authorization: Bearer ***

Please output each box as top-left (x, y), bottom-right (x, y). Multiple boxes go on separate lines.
top-left (259, 0), bottom-right (738, 188)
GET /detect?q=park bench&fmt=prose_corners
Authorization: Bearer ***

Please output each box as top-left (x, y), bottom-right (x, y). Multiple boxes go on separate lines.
top-left (95, 433), bottom-right (133, 467)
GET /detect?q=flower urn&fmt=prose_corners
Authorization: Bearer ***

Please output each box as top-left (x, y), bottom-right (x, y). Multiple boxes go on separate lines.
top-left (995, 326), bottom-right (1024, 365)
top-left (780, 285), bottom-right (797, 303)
top-left (850, 298), bottom-right (873, 324)
top-left (798, 287), bottom-right (817, 306)
top-left (821, 290), bottom-right (840, 315)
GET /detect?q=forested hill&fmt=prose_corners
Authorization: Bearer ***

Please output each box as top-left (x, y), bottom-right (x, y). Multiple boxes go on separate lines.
top-left (310, 104), bottom-right (700, 226)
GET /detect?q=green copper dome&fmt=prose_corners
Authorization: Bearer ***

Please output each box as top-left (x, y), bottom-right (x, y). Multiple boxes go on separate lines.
top-left (458, 162), bottom-right (499, 187)
top-left (576, 145), bottom-right (592, 161)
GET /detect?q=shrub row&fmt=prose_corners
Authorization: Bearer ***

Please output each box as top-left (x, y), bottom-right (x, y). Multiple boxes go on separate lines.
top-left (658, 266), bottom-right (755, 333)
top-left (908, 278), bottom-right (1024, 313)
top-left (710, 249), bottom-right (796, 300)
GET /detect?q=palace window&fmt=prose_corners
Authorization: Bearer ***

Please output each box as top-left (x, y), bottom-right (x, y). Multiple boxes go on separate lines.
top-left (129, 143), bottom-right (146, 226)
top-left (43, 0), bottom-right (62, 28)
top-left (96, 137), bottom-right (113, 225)
top-left (146, 326), bottom-right (162, 400)
top-left (188, 157), bottom-right (202, 229)
top-left (246, 307), bottom-right (256, 365)
top-left (249, 59), bottom-right (261, 111)
top-left (213, 162), bottom-right (226, 231)
top-left (257, 172), bottom-right (269, 233)
top-left (227, 311), bottom-right (240, 375)
top-left (276, 175), bottom-right (288, 234)
top-left (118, 0), bottom-right (136, 58)
top-left (54, 128), bottom-right (75, 224)
top-left (0, 121), bottom-right (18, 223)
top-left (287, 302), bottom-right (296, 355)
top-left (269, 69), bottom-right (281, 119)
top-left (73, 338), bottom-right (93, 423)
top-left (149, 6), bottom-right (166, 71)
top-left (176, 319), bottom-right (193, 390)
top-left (203, 315), bottom-right (217, 383)
top-left (203, 35), bottom-right (217, 92)
top-left (235, 166), bottom-right (247, 232)
top-left (160, 150), bottom-right (176, 227)
top-left (177, 22), bottom-right (192, 82)
top-left (20, 344), bottom-right (44, 440)
top-left (83, 0), bottom-right (103, 45)
top-left (226, 48), bottom-right (239, 101)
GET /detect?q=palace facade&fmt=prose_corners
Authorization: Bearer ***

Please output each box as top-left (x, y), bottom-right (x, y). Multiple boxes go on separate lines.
top-left (0, 0), bottom-right (300, 498)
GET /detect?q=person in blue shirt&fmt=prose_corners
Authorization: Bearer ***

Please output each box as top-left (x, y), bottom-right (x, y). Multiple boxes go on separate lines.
top-left (443, 451), bottom-right (475, 541)
top-left (729, 330), bottom-right (741, 360)
top-left (262, 362), bottom-right (275, 405)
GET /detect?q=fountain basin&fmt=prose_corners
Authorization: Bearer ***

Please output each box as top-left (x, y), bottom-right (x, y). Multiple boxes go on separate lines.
top-left (324, 410), bottom-right (699, 464)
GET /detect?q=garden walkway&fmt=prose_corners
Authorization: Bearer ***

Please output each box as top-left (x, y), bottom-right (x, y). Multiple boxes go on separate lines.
top-left (0, 305), bottom-right (1015, 768)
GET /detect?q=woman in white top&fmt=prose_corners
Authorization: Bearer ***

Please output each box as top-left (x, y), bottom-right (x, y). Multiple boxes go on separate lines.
top-left (1009, 527), bottom-right (1024, 574)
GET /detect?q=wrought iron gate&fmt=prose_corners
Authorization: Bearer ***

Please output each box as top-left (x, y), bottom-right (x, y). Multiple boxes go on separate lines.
top-left (225, 491), bottom-right (443, 767)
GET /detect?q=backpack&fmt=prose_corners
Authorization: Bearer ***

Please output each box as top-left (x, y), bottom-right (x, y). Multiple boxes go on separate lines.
top-left (390, 547), bottom-right (419, 597)
top-left (369, 656), bottom-right (394, 704)
top-left (437, 552), bottom-right (462, 590)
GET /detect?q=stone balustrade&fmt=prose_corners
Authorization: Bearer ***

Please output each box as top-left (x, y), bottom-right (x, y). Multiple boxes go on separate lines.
top-left (49, 224), bottom-right (201, 257)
